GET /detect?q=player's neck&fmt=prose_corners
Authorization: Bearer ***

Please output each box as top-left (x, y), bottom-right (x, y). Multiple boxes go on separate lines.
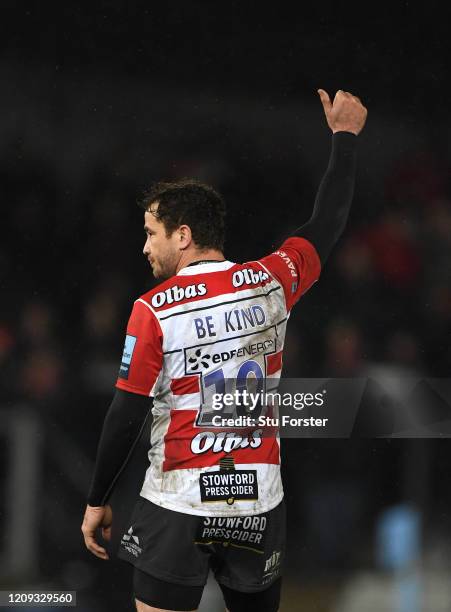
top-left (176, 248), bottom-right (225, 273)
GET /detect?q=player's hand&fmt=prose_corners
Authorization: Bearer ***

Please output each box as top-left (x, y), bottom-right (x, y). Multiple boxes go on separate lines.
top-left (317, 89), bottom-right (367, 135)
top-left (81, 504), bottom-right (113, 560)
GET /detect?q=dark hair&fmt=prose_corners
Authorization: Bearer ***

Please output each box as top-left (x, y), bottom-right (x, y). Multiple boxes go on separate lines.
top-left (139, 178), bottom-right (226, 251)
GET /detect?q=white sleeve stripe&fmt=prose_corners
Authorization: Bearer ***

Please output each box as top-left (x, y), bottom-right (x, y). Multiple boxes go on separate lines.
top-left (254, 260), bottom-right (279, 285)
top-left (254, 260), bottom-right (288, 315)
top-left (135, 297), bottom-right (157, 316)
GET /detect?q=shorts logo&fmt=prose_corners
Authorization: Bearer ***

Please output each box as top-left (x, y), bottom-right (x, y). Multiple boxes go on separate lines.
top-left (263, 550), bottom-right (282, 583)
top-left (197, 514), bottom-right (268, 552)
top-left (121, 526), bottom-right (142, 557)
top-left (118, 335), bottom-right (137, 380)
top-left (264, 550), bottom-right (281, 572)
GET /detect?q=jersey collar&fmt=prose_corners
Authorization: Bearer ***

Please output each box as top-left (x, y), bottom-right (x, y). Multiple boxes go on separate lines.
top-left (177, 260), bottom-right (236, 276)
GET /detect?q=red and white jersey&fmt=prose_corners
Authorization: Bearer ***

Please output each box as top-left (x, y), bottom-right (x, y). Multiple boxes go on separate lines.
top-left (116, 237), bottom-right (321, 516)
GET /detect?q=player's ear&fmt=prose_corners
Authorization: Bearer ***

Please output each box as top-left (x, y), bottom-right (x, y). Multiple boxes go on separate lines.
top-left (178, 224), bottom-right (192, 250)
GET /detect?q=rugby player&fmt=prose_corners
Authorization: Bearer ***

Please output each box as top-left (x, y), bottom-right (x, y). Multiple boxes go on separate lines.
top-left (82, 89), bottom-right (367, 612)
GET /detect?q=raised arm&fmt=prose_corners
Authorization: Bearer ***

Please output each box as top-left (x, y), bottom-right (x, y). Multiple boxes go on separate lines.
top-left (294, 89), bottom-right (367, 264)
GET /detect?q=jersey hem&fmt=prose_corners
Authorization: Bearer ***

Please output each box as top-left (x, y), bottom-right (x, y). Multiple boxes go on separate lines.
top-left (139, 491), bottom-right (284, 517)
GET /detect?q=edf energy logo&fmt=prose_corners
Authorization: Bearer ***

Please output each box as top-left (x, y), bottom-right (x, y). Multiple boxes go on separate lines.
top-left (185, 339), bottom-right (274, 373)
top-left (188, 348), bottom-right (211, 371)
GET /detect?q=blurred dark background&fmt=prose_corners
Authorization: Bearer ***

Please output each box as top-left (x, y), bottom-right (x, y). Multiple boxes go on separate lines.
top-left (1, 2), bottom-right (451, 610)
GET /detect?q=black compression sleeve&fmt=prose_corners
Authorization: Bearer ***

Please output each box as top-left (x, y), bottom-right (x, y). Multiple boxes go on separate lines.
top-left (87, 389), bottom-right (153, 506)
top-left (293, 131), bottom-right (357, 264)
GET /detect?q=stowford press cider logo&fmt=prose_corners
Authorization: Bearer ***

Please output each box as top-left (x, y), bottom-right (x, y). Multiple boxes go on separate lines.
top-left (199, 457), bottom-right (258, 505)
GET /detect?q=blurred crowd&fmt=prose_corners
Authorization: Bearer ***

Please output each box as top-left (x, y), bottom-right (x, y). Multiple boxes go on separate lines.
top-left (285, 150), bottom-right (451, 380)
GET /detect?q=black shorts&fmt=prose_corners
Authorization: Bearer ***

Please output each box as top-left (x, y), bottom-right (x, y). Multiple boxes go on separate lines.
top-left (118, 496), bottom-right (285, 602)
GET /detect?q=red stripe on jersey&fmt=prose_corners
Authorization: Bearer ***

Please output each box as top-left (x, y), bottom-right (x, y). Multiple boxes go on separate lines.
top-left (140, 264), bottom-right (274, 313)
top-left (266, 350), bottom-right (283, 375)
top-left (163, 410), bottom-right (280, 471)
top-left (170, 376), bottom-right (200, 395)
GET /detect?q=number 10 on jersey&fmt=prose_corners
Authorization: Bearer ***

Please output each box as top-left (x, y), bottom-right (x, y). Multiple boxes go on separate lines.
top-left (197, 359), bottom-right (265, 427)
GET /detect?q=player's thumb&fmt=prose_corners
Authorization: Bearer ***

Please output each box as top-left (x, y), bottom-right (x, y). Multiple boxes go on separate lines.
top-left (102, 526), bottom-right (112, 541)
top-left (317, 89), bottom-right (332, 115)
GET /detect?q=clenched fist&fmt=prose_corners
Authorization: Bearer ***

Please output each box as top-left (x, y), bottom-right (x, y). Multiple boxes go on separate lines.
top-left (318, 89), bottom-right (367, 136)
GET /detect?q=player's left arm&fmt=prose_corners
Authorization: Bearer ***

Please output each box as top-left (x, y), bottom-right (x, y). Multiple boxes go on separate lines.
top-left (81, 389), bottom-right (152, 560)
top-left (293, 89), bottom-right (368, 264)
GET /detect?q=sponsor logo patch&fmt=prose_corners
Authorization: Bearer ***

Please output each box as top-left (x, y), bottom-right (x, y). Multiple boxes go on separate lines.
top-left (199, 457), bottom-right (259, 505)
top-left (151, 283), bottom-right (207, 308)
top-left (232, 268), bottom-right (269, 287)
top-left (263, 549), bottom-right (282, 583)
top-left (274, 250), bottom-right (298, 278)
top-left (118, 334), bottom-right (137, 380)
top-left (120, 526), bottom-right (142, 557)
top-left (186, 339), bottom-right (274, 373)
top-left (196, 512), bottom-right (268, 552)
